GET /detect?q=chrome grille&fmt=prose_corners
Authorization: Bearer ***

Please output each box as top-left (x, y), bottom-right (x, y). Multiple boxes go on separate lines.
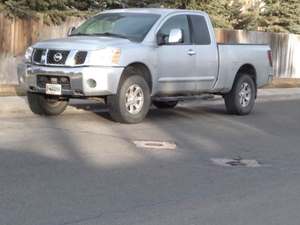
top-left (32, 48), bottom-right (87, 66)
top-left (32, 49), bottom-right (46, 64)
top-left (47, 50), bottom-right (70, 65)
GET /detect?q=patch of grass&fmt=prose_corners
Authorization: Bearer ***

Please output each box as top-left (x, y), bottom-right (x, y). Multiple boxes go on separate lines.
top-left (0, 85), bottom-right (26, 96)
top-left (265, 78), bottom-right (300, 88)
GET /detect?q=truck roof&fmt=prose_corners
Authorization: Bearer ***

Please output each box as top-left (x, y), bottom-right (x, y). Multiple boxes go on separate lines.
top-left (101, 8), bottom-right (206, 16)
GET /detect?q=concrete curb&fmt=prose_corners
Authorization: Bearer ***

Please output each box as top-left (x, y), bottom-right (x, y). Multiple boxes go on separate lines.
top-left (1, 78), bottom-right (300, 97)
top-left (1, 88), bottom-right (300, 117)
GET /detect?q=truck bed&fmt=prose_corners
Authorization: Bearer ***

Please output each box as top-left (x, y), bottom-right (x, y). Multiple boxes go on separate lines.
top-left (212, 43), bottom-right (272, 92)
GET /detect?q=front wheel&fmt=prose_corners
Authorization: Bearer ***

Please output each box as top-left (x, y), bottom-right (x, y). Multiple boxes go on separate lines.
top-left (224, 74), bottom-right (256, 115)
top-left (27, 92), bottom-right (69, 116)
top-left (107, 70), bottom-right (151, 124)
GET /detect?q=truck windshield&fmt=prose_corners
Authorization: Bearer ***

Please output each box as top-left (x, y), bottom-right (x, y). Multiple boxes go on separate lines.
top-left (71, 13), bottom-right (160, 42)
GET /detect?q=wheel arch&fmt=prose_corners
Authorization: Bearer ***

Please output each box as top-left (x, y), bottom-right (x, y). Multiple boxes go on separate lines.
top-left (235, 64), bottom-right (257, 85)
top-left (233, 63), bottom-right (257, 97)
top-left (119, 62), bottom-right (153, 94)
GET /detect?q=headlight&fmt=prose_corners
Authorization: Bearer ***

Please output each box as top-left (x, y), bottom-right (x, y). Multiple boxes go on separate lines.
top-left (24, 47), bottom-right (33, 63)
top-left (86, 48), bottom-right (121, 66)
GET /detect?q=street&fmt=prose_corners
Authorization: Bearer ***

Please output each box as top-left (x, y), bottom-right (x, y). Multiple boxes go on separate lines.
top-left (1, 96), bottom-right (300, 225)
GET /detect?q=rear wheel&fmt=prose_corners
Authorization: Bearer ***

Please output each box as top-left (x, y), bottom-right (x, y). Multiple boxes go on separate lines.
top-left (153, 100), bottom-right (178, 109)
top-left (224, 74), bottom-right (256, 115)
top-left (107, 68), bottom-right (151, 124)
top-left (27, 92), bottom-right (68, 116)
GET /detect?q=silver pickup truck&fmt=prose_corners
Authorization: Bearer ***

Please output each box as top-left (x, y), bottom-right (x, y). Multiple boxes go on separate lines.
top-left (18, 8), bottom-right (273, 123)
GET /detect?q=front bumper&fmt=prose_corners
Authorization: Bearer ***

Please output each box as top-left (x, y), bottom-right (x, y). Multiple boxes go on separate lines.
top-left (17, 63), bottom-right (124, 97)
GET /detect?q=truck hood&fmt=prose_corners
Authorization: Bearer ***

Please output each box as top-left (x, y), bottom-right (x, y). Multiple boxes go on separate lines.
top-left (32, 36), bottom-right (132, 51)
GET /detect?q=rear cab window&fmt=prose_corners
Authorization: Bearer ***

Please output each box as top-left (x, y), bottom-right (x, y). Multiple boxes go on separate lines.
top-left (188, 15), bottom-right (211, 45)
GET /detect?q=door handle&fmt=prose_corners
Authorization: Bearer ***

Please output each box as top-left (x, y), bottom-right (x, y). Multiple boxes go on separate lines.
top-left (187, 49), bottom-right (196, 56)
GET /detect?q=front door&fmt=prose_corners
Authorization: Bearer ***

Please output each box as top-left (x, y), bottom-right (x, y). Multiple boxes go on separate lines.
top-left (156, 15), bottom-right (197, 95)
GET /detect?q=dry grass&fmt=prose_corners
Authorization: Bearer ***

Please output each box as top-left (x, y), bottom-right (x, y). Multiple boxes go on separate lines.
top-left (0, 84), bottom-right (26, 96)
top-left (264, 78), bottom-right (300, 89)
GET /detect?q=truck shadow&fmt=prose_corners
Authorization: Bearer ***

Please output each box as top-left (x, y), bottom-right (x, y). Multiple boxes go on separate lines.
top-left (69, 100), bottom-right (228, 123)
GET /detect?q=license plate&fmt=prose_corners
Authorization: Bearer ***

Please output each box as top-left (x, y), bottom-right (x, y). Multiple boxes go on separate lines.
top-left (46, 83), bottom-right (62, 95)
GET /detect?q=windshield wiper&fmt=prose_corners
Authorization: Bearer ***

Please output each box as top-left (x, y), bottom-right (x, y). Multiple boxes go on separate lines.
top-left (92, 32), bottom-right (130, 40)
top-left (69, 32), bottom-right (92, 36)
top-left (69, 32), bottom-right (132, 41)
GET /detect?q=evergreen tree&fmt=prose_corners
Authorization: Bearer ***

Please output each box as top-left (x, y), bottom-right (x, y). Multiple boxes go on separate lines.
top-left (0, 0), bottom-right (299, 34)
top-left (229, 0), bottom-right (263, 31)
top-left (260, 0), bottom-right (300, 34)
top-left (162, 0), bottom-right (233, 28)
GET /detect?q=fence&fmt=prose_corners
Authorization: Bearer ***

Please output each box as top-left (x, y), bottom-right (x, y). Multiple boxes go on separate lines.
top-left (0, 14), bottom-right (83, 84)
top-left (0, 13), bottom-right (299, 84)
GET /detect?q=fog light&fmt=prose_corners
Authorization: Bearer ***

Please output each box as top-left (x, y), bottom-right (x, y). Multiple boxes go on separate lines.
top-left (87, 79), bottom-right (97, 88)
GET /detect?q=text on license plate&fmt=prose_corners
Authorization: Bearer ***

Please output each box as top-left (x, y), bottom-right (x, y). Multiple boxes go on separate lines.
top-left (46, 83), bottom-right (62, 95)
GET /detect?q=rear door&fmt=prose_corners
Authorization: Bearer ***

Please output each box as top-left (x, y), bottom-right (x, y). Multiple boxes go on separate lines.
top-left (156, 14), bottom-right (197, 95)
top-left (188, 14), bottom-right (219, 90)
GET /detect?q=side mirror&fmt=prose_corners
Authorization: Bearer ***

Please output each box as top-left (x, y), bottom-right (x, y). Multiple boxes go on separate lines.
top-left (67, 26), bottom-right (76, 36)
top-left (157, 29), bottom-right (183, 46)
top-left (168, 29), bottom-right (183, 44)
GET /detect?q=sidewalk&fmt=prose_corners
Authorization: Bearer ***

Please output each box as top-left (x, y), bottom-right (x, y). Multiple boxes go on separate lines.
top-left (1, 88), bottom-right (300, 116)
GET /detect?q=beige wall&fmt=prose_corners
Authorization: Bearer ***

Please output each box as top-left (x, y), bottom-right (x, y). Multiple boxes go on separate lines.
top-left (0, 14), bottom-right (299, 84)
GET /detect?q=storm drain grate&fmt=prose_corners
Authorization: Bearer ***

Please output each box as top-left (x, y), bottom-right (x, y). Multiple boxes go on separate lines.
top-left (211, 158), bottom-right (261, 168)
top-left (134, 140), bottom-right (176, 150)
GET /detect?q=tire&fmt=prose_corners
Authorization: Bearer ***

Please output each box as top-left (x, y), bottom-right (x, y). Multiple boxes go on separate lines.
top-left (27, 92), bottom-right (68, 116)
top-left (224, 74), bottom-right (256, 115)
top-left (107, 68), bottom-right (151, 124)
top-left (153, 100), bottom-right (178, 109)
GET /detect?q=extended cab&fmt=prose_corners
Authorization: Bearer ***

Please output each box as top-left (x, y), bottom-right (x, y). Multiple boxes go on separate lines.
top-left (18, 8), bottom-right (273, 123)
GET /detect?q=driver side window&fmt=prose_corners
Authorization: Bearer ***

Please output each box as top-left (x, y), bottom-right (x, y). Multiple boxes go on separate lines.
top-left (158, 15), bottom-right (191, 44)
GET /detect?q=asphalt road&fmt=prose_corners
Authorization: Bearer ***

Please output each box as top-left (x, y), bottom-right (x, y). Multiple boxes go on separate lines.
top-left (1, 98), bottom-right (300, 225)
